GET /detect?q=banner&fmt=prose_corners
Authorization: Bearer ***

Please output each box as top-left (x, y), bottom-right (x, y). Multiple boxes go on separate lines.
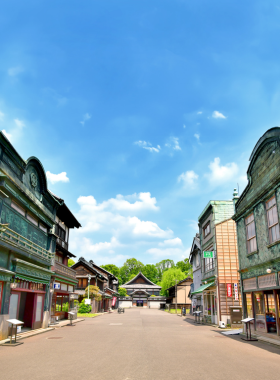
top-left (234, 283), bottom-right (238, 300)
top-left (227, 283), bottom-right (232, 297)
top-left (112, 297), bottom-right (117, 307)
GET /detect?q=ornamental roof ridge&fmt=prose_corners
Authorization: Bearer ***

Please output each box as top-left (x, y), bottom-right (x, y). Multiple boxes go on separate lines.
top-left (122, 271), bottom-right (160, 287)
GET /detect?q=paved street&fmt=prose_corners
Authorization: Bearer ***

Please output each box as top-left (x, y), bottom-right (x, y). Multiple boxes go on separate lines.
top-left (1, 309), bottom-right (280, 380)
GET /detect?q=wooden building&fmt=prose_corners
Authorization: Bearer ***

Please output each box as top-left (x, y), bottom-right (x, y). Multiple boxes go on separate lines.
top-left (118, 272), bottom-right (166, 309)
top-left (0, 132), bottom-right (59, 340)
top-left (50, 194), bottom-right (81, 321)
top-left (192, 198), bottom-right (241, 325)
top-left (72, 257), bottom-right (118, 312)
top-left (166, 277), bottom-right (193, 310)
top-left (233, 127), bottom-right (280, 341)
top-left (189, 234), bottom-right (202, 313)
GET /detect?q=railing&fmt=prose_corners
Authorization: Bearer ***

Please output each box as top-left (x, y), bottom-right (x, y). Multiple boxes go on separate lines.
top-left (56, 237), bottom-right (68, 251)
top-left (54, 261), bottom-right (77, 279)
top-left (0, 223), bottom-right (54, 262)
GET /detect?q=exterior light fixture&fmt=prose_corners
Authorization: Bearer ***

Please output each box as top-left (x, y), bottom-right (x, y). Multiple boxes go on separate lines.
top-left (266, 268), bottom-right (272, 274)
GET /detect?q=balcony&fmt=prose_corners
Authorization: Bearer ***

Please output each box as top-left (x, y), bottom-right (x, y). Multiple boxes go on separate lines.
top-left (0, 223), bottom-right (53, 262)
top-left (56, 237), bottom-right (68, 251)
top-left (54, 260), bottom-right (77, 280)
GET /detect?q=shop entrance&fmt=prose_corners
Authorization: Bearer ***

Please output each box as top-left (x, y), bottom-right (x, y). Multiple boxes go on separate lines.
top-left (137, 300), bottom-right (143, 307)
top-left (203, 290), bottom-right (217, 324)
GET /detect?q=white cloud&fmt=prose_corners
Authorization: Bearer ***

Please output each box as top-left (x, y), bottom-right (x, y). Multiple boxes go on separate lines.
top-left (165, 137), bottom-right (181, 151)
top-left (178, 170), bottom-right (199, 186)
top-left (197, 111), bottom-right (203, 115)
top-left (159, 238), bottom-right (182, 247)
top-left (207, 157), bottom-right (238, 184)
top-left (14, 119), bottom-right (25, 128)
top-left (194, 133), bottom-right (200, 140)
top-left (135, 140), bottom-right (160, 153)
top-left (212, 110), bottom-right (226, 119)
top-left (8, 66), bottom-right (24, 77)
top-left (183, 124), bottom-right (186, 128)
top-left (46, 171), bottom-right (70, 184)
top-left (80, 113), bottom-right (91, 125)
top-left (2, 129), bottom-right (12, 141)
top-left (189, 220), bottom-right (198, 231)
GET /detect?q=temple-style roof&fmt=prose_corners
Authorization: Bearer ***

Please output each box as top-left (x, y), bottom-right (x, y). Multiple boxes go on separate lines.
top-left (130, 290), bottom-right (151, 297)
top-left (122, 272), bottom-right (161, 289)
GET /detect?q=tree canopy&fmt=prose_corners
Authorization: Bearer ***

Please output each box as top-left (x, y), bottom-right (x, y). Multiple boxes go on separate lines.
top-left (160, 268), bottom-right (186, 296)
top-left (68, 259), bottom-right (75, 267)
top-left (175, 258), bottom-right (193, 278)
top-left (100, 264), bottom-right (120, 279)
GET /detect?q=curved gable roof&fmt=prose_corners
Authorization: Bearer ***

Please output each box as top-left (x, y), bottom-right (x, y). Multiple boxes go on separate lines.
top-left (123, 272), bottom-right (158, 287)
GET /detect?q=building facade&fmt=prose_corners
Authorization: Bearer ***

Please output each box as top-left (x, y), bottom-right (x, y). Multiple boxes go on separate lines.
top-left (0, 132), bottom-right (59, 340)
top-left (50, 195), bottom-right (81, 321)
top-left (233, 127), bottom-right (280, 340)
top-left (72, 257), bottom-right (118, 312)
top-left (166, 277), bottom-right (193, 310)
top-left (192, 198), bottom-right (241, 325)
top-left (118, 272), bottom-right (166, 309)
top-left (189, 233), bottom-right (202, 314)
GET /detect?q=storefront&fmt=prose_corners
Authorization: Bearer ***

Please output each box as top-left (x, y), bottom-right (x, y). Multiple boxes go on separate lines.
top-left (243, 273), bottom-right (280, 338)
top-left (51, 279), bottom-right (77, 321)
top-left (203, 288), bottom-right (217, 324)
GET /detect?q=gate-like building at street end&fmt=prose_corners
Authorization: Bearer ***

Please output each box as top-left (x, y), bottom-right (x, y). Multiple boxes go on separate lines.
top-left (118, 272), bottom-right (166, 309)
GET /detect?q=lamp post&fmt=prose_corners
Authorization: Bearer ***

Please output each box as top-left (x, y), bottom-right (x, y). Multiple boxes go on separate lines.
top-left (87, 274), bottom-right (92, 300)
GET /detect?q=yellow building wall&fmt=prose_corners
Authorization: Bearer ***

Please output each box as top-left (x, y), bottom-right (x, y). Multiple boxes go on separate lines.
top-left (172, 280), bottom-right (192, 305)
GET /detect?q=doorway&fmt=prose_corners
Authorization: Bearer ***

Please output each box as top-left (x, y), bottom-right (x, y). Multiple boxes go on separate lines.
top-left (264, 291), bottom-right (277, 334)
top-left (137, 300), bottom-right (143, 307)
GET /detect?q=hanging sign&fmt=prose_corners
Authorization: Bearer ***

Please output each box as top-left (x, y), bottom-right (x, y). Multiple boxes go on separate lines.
top-left (234, 283), bottom-right (238, 300)
top-left (53, 283), bottom-right (60, 290)
top-left (112, 297), bottom-right (117, 307)
top-left (203, 251), bottom-right (214, 258)
top-left (227, 283), bottom-right (232, 297)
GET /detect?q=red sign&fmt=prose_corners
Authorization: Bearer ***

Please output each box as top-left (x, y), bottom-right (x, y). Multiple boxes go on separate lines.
top-left (227, 284), bottom-right (232, 297)
top-left (112, 297), bottom-right (117, 307)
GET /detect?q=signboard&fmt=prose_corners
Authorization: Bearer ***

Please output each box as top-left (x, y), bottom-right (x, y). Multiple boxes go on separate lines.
top-left (227, 283), bottom-right (232, 297)
top-left (203, 251), bottom-right (214, 258)
top-left (234, 283), bottom-right (238, 300)
top-left (53, 283), bottom-right (60, 290)
top-left (192, 298), bottom-right (197, 308)
top-left (84, 299), bottom-right (91, 305)
top-left (112, 297), bottom-right (117, 307)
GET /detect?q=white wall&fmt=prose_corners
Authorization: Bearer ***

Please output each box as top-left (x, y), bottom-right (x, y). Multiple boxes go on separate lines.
top-left (149, 301), bottom-right (162, 309)
top-left (119, 300), bottom-right (132, 308)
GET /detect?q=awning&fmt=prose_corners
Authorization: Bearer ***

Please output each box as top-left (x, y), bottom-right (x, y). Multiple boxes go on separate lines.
top-left (191, 281), bottom-right (215, 295)
top-left (15, 274), bottom-right (50, 285)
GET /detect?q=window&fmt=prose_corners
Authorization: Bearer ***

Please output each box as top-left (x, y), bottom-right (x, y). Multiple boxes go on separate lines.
top-left (11, 201), bottom-right (25, 216)
top-left (61, 283), bottom-right (67, 291)
top-left (266, 196), bottom-right (280, 244)
top-left (204, 257), bottom-right (214, 272)
top-left (245, 213), bottom-right (257, 254)
top-left (55, 224), bottom-right (66, 241)
top-left (196, 254), bottom-right (200, 267)
top-left (203, 223), bottom-right (210, 238)
top-left (55, 254), bottom-right (63, 263)
top-left (68, 285), bottom-right (74, 292)
top-left (27, 213), bottom-right (38, 226)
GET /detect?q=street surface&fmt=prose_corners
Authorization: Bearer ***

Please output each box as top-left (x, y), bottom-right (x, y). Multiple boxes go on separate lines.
top-left (0, 309), bottom-right (280, 380)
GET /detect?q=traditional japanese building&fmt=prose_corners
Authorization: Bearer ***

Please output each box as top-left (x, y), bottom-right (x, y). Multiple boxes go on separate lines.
top-left (233, 127), bottom-right (280, 341)
top-left (72, 257), bottom-right (118, 312)
top-left (166, 277), bottom-right (193, 310)
top-left (50, 194), bottom-right (81, 321)
top-left (0, 132), bottom-right (59, 340)
top-left (118, 272), bottom-right (166, 309)
top-left (193, 197), bottom-right (242, 325)
top-left (189, 233), bottom-right (202, 314)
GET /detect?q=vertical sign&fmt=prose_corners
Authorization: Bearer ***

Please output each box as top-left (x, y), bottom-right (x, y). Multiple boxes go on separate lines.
top-left (234, 283), bottom-right (238, 300)
top-left (227, 283), bottom-right (232, 297)
top-left (112, 297), bottom-right (117, 307)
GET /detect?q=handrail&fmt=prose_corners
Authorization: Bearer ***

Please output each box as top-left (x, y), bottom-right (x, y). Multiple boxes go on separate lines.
top-left (0, 223), bottom-right (54, 262)
top-left (54, 261), bottom-right (77, 279)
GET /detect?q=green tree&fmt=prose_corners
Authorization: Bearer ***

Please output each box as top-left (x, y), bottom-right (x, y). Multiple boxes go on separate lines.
top-left (176, 258), bottom-right (193, 278)
top-left (118, 287), bottom-right (127, 297)
top-left (119, 258), bottom-right (144, 284)
top-left (84, 285), bottom-right (102, 301)
top-left (100, 264), bottom-right (120, 280)
top-left (68, 259), bottom-right (75, 267)
top-left (160, 268), bottom-right (186, 296)
top-left (142, 264), bottom-right (158, 284)
top-left (155, 259), bottom-right (175, 282)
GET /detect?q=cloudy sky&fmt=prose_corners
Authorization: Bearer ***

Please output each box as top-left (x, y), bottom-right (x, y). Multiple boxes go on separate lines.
top-left (1, 1), bottom-right (280, 265)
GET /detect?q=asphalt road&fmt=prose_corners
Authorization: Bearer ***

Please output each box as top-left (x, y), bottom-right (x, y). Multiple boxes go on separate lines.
top-left (0, 309), bottom-right (280, 380)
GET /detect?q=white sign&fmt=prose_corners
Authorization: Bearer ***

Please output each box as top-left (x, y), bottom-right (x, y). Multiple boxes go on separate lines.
top-left (53, 283), bottom-right (60, 290)
top-left (84, 299), bottom-right (91, 305)
top-left (234, 283), bottom-right (238, 301)
top-left (17, 326), bottom-right (21, 333)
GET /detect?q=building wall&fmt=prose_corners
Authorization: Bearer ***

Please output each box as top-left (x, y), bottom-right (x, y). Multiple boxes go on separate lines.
top-left (216, 219), bottom-right (242, 318)
top-left (119, 300), bottom-right (132, 308)
top-left (171, 280), bottom-right (192, 304)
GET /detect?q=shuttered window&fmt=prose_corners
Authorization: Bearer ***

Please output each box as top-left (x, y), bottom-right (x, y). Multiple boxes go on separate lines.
top-left (245, 213), bottom-right (257, 254)
top-left (243, 278), bottom-right (257, 291)
top-left (266, 196), bottom-right (280, 244)
top-left (258, 274), bottom-right (276, 289)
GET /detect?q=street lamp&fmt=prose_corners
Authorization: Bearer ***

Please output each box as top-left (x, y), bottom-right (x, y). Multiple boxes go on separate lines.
top-left (87, 274), bottom-right (92, 300)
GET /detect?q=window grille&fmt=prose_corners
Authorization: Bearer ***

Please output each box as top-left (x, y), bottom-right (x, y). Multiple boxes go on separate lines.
top-left (243, 277), bottom-right (257, 291)
top-left (266, 196), bottom-right (280, 244)
top-left (258, 273), bottom-right (276, 289)
top-left (245, 213), bottom-right (257, 254)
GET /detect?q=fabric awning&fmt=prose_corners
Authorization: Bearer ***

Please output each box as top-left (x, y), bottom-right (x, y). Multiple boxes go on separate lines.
top-left (191, 281), bottom-right (215, 295)
top-left (15, 274), bottom-right (50, 285)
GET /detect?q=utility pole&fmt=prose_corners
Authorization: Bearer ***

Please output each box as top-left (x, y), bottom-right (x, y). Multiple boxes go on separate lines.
top-left (175, 279), bottom-right (177, 315)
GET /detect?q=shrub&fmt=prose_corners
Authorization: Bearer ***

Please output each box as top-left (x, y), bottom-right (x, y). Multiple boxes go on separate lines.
top-left (78, 300), bottom-right (92, 314)
top-left (118, 287), bottom-right (127, 297)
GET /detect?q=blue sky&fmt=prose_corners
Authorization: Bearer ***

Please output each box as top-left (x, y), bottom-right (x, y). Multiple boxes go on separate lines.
top-left (1, 0), bottom-right (280, 266)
